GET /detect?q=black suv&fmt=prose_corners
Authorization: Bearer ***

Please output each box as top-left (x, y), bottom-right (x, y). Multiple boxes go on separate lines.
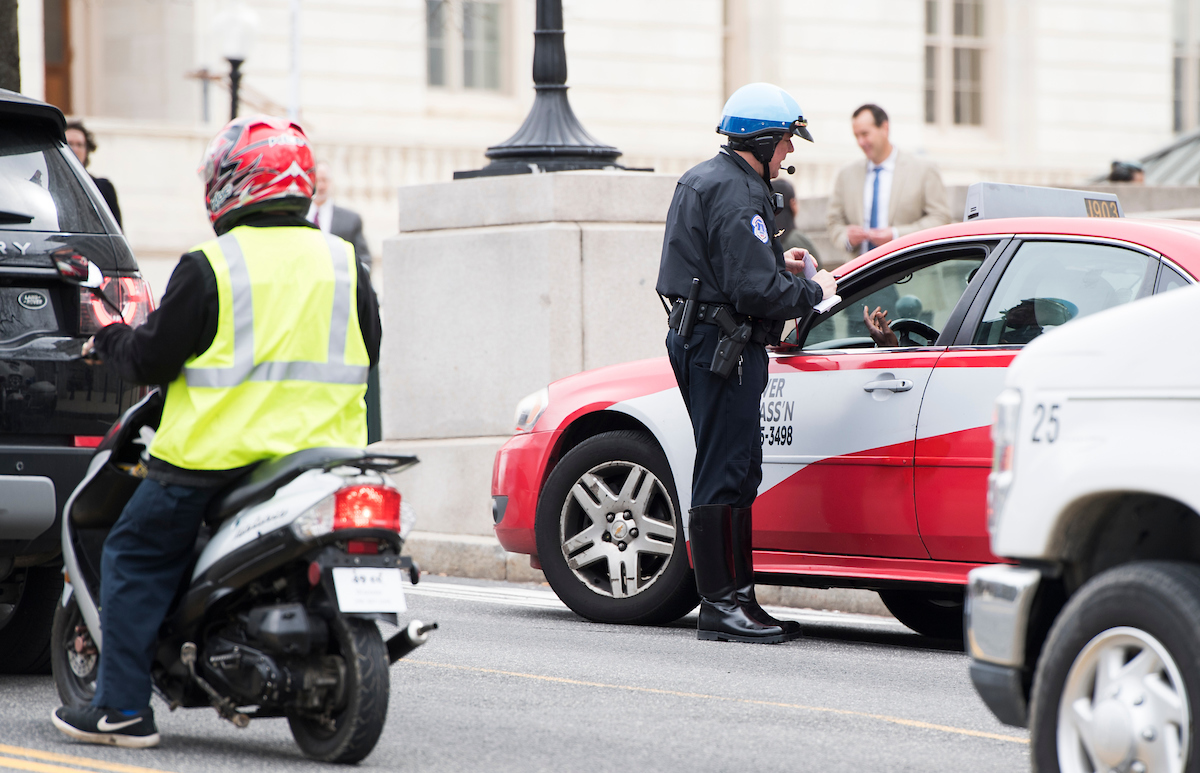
top-left (0, 90), bottom-right (152, 672)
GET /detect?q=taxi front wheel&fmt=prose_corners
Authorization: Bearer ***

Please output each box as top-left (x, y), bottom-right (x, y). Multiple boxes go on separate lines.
top-left (535, 430), bottom-right (698, 625)
top-left (1029, 561), bottom-right (1200, 773)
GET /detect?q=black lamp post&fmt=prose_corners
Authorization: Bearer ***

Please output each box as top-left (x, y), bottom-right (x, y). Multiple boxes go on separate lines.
top-left (217, 1), bottom-right (258, 122)
top-left (227, 58), bottom-right (244, 120)
top-left (454, 0), bottom-right (633, 178)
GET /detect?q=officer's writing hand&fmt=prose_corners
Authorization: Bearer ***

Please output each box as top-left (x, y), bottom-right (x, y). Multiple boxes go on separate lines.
top-left (813, 269), bottom-right (837, 301)
top-left (863, 306), bottom-right (898, 347)
top-left (81, 336), bottom-right (102, 364)
top-left (846, 225), bottom-right (868, 248)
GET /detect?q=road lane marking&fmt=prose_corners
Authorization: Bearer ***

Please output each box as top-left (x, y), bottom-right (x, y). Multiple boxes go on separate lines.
top-left (402, 660), bottom-right (1027, 745)
top-left (0, 744), bottom-right (177, 773)
top-left (409, 580), bottom-right (908, 629)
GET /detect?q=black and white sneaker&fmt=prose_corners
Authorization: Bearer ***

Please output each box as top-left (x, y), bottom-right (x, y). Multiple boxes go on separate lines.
top-left (52, 706), bottom-right (160, 748)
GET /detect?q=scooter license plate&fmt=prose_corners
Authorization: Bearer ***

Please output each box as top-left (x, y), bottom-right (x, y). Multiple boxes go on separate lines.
top-left (331, 567), bottom-right (407, 613)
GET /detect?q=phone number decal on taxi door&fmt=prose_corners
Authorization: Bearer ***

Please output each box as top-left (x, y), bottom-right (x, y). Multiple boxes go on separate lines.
top-left (760, 377), bottom-right (795, 447)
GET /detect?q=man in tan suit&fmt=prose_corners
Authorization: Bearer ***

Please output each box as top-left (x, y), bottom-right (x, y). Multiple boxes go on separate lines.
top-left (826, 104), bottom-right (952, 264)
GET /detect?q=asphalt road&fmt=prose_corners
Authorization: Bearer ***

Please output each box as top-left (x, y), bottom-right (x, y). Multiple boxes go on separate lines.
top-left (0, 578), bottom-right (1029, 772)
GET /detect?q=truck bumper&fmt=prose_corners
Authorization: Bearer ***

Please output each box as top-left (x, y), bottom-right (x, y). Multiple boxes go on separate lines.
top-left (965, 563), bottom-right (1045, 728)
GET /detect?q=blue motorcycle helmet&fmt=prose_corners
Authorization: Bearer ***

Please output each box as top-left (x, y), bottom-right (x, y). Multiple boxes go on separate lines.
top-left (718, 82), bottom-right (814, 143)
top-left (718, 83), bottom-right (812, 187)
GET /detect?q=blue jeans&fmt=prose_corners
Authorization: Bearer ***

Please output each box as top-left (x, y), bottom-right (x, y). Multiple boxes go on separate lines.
top-left (92, 479), bottom-right (218, 711)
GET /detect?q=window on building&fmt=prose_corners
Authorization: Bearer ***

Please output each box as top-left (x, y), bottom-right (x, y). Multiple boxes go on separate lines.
top-left (43, 0), bottom-right (72, 113)
top-left (426, 0), bottom-right (504, 92)
top-left (463, 3), bottom-right (501, 90)
top-left (1172, 0), bottom-right (1200, 133)
top-left (924, 0), bottom-right (986, 128)
top-left (427, 0), bottom-right (447, 88)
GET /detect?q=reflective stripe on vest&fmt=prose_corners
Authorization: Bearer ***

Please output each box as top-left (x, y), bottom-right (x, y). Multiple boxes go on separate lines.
top-left (184, 231), bottom-right (368, 388)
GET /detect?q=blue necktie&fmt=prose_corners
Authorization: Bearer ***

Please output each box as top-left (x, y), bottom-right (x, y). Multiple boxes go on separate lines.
top-left (867, 165), bottom-right (883, 250)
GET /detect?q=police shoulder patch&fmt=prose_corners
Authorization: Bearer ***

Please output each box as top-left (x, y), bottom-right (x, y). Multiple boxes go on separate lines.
top-left (751, 214), bottom-right (769, 244)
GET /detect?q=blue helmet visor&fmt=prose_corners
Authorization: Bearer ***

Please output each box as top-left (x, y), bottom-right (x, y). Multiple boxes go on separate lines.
top-left (717, 115), bottom-right (814, 143)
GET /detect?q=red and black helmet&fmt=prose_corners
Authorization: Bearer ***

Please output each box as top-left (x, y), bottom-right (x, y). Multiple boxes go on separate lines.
top-left (200, 115), bottom-right (315, 229)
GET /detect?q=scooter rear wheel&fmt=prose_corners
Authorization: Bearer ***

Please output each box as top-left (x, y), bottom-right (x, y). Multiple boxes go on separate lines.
top-left (288, 617), bottom-right (389, 763)
top-left (50, 593), bottom-right (98, 708)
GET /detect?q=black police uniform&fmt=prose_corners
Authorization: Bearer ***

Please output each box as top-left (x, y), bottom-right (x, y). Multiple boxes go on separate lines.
top-left (657, 149), bottom-right (823, 508)
top-left (657, 148), bottom-right (824, 644)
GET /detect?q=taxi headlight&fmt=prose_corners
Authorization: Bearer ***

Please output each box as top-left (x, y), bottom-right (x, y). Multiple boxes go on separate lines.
top-left (987, 388), bottom-right (1022, 536)
top-left (514, 387), bottom-right (549, 433)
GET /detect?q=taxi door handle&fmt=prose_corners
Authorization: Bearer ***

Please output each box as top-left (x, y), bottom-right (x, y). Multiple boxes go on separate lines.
top-left (863, 378), bottom-right (913, 393)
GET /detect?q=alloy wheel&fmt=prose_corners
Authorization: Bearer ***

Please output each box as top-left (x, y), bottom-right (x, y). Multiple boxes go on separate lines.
top-left (559, 460), bottom-right (677, 599)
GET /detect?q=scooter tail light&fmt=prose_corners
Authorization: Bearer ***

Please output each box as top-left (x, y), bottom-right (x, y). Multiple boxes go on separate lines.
top-left (333, 485), bottom-right (401, 532)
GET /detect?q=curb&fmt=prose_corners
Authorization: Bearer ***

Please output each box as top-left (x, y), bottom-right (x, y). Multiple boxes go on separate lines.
top-left (404, 531), bottom-right (893, 618)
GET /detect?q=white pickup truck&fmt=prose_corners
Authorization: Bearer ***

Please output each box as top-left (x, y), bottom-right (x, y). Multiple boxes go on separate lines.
top-left (966, 281), bottom-right (1200, 773)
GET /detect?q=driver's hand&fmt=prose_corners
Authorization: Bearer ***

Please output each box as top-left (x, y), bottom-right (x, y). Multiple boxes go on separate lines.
top-left (863, 306), bottom-right (898, 347)
top-left (81, 336), bottom-right (102, 364)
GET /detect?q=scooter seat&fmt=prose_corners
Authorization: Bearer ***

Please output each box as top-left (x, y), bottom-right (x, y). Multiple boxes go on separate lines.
top-left (207, 447), bottom-right (366, 525)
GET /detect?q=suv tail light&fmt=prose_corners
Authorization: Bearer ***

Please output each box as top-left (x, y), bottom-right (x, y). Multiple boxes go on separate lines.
top-left (80, 276), bottom-right (155, 333)
top-left (333, 485), bottom-right (401, 531)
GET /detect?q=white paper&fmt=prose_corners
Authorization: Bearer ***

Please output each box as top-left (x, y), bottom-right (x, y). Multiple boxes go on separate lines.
top-left (803, 253), bottom-right (818, 279)
top-left (803, 255), bottom-right (839, 313)
top-left (814, 295), bottom-right (840, 314)
top-left (332, 567), bottom-right (407, 613)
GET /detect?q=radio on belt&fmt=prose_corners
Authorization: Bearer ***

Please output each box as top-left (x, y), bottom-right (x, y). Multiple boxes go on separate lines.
top-left (962, 182), bottom-right (1123, 221)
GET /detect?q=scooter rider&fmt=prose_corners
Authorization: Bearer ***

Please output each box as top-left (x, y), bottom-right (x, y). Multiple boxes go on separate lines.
top-left (52, 116), bottom-right (381, 748)
top-left (657, 83), bottom-right (837, 644)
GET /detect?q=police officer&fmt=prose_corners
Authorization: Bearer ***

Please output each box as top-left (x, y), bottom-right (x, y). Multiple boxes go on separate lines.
top-left (657, 83), bottom-right (836, 644)
top-left (52, 116), bottom-right (379, 747)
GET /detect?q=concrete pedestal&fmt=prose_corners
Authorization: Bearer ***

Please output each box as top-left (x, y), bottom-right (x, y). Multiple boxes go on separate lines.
top-left (377, 171), bottom-right (678, 540)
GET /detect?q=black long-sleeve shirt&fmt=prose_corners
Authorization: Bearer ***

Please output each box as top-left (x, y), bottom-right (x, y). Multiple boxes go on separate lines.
top-left (656, 149), bottom-right (823, 320)
top-left (93, 214), bottom-right (382, 486)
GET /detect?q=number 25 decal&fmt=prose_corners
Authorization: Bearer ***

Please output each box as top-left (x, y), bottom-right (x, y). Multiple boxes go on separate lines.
top-left (1031, 403), bottom-right (1060, 443)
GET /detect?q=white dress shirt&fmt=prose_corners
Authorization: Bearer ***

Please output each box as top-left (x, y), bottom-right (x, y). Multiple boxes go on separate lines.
top-left (306, 200), bottom-right (334, 234)
top-left (861, 148), bottom-right (899, 241)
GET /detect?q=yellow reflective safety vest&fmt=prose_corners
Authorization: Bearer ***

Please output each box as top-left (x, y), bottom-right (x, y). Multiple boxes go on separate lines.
top-left (150, 226), bottom-right (370, 470)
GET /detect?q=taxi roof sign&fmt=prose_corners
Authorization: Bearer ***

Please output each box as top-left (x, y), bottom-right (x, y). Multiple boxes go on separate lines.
top-left (963, 182), bottom-right (1123, 222)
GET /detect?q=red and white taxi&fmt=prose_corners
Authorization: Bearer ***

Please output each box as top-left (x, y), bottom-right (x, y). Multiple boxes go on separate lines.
top-left (491, 201), bottom-right (1200, 637)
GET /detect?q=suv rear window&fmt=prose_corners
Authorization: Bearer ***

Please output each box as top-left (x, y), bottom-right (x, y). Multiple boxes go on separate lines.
top-left (0, 122), bottom-right (106, 234)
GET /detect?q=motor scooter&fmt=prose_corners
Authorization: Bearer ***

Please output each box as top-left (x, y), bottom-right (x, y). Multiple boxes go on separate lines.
top-left (51, 389), bottom-right (435, 763)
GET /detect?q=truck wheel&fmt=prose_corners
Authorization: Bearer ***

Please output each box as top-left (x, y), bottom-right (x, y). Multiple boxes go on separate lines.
top-left (1029, 561), bottom-right (1200, 773)
top-left (535, 430), bottom-right (698, 625)
top-left (878, 588), bottom-right (964, 640)
top-left (0, 566), bottom-right (63, 674)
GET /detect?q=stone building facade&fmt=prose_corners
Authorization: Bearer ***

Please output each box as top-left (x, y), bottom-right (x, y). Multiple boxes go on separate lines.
top-left (15, 0), bottom-right (1186, 291)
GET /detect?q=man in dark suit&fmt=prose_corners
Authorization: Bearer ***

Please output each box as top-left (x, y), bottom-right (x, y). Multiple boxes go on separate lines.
top-left (65, 121), bottom-right (122, 228)
top-left (307, 161), bottom-right (381, 442)
top-left (308, 161), bottom-right (371, 272)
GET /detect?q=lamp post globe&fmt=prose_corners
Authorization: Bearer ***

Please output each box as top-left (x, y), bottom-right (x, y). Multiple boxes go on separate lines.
top-left (215, 1), bottom-right (260, 120)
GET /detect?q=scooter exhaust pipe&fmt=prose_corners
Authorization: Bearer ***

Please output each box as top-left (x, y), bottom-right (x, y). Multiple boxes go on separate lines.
top-left (387, 619), bottom-right (438, 663)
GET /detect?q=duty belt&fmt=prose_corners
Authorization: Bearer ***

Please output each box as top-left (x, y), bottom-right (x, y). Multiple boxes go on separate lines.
top-left (668, 299), bottom-right (768, 345)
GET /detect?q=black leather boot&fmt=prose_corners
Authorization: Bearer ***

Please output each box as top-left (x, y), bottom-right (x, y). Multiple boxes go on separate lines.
top-left (732, 506), bottom-right (802, 640)
top-left (689, 505), bottom-right (788, 644)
